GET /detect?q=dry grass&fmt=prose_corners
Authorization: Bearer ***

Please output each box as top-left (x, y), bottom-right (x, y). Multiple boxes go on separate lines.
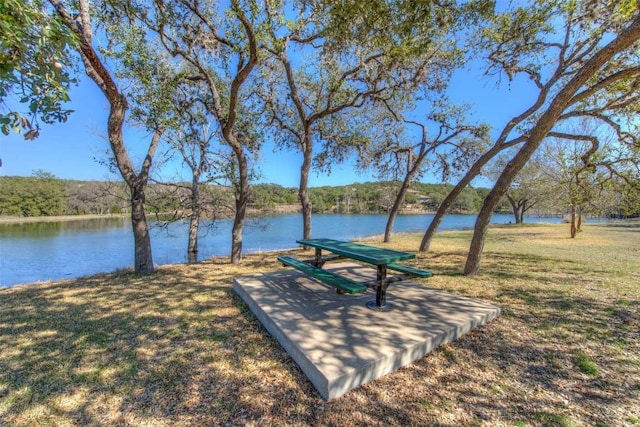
top-left (1, 222), bottom-right (639, 426)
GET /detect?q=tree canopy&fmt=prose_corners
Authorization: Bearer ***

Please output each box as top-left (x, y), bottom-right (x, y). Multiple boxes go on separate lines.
top-left (464, 0), bottom-right (640, 274)
top-left (0, 0), bottom-right (77, 139)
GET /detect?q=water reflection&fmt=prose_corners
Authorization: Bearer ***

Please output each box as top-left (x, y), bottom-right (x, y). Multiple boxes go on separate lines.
top-left (0, 217), bottom-right (130, 238)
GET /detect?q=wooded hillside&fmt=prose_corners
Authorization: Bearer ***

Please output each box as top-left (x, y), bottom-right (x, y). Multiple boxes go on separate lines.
top-left (0, 176), bottom-right (492, 218)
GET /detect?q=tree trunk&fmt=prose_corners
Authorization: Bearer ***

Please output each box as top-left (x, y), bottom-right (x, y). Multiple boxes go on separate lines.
top-left (384, 147), bottom-right (428, 243)
top-left (231, 201), bottom-right (245, 262)
top-left (577, 205), bottom-right (582, 233)
top-left (464, 144), bottom-right (536, 275)
top-left (300, 188), bottom-right (312, 240)
top-left (384, 178), bottom-right (412, 243)
top-left (463, 193), bottom-right (495, 276)
top-left (570, 204), bottom-right (577, 238)
top-left (506, 194), bottom-right (522, 224)
top-left (299, 141), bottom-right (313, 241)
top-left (187, 213), bottom-right (199, 263)
top-left (231, 150), bottom-right (250, 263)
top-left (187, 175), bottom-right (200, 263)
top-left (50, 0), bottom-right (160, 275)
top-left (131, 184), bottom-right (154, 274)
top-left (466, 143), bottom-right (569, 274)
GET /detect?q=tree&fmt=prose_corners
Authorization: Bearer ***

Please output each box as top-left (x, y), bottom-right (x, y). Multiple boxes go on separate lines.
top-left (464, 1), bottom-right (640, 274)
top-left (50, 0), bottom-right (165, 274)
top-left (1, 0), bottom-right (78, 140)
top-left (259, 9), bottom-right (388, 240)
top-left (539, 121), bottom-right (639, 236)
top-left (420, 1), bottom-right (640, 254)
top-left (487, 153), bottom-right (551, 224)
top-left (259, 0), bottom-right (492, 242)
top-left (363, 106), bottom-right (488, 242)
top-left (128, 0), bottom-right (260, 263)
top-left (147, 80), bottom-right (227, 263)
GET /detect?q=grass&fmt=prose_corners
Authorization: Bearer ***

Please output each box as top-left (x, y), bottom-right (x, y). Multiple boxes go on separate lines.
top-left (575, 351), bottom-right (599, 376)
top-left (1, 221), bottom-right (639, 426)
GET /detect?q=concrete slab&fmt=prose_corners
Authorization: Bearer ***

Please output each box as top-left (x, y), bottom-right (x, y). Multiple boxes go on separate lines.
top-left (233, 262), bottom-right (500, 400)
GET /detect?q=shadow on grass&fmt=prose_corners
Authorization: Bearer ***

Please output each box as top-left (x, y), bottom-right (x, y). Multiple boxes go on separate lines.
top-left (472, 290), bottom-right (638, 425)
top-left (2, 250), bottom-right (638, 426)
top-left (0, 267), bottom-right (317, 425)
top-left (428, 250), bottom-right (610, 287)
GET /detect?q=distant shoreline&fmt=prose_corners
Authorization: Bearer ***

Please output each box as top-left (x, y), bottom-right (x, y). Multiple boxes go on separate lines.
top-left (0, 213), bottom-right (129, 224)
top-left (0, 211), bottom-right (605, 225)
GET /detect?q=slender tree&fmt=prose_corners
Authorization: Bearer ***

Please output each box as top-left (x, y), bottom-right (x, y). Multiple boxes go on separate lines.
top-left (160, 98), bottom-right (223, 263)
top-left (49, 0), bottom-right (167, 274)
top-left (539, 121), bottom-right (638, 236)
top-left (362, 105), bottom-right (489, 242)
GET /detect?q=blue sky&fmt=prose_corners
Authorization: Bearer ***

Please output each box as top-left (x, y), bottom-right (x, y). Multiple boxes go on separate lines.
top-left (1, 58), bottom-right (537, 188)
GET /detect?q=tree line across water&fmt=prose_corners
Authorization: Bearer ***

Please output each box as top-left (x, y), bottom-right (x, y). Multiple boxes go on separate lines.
top-left (3, 170), bottom-right (635, 222)
top-left (0, 174), bottom-right (494, 218)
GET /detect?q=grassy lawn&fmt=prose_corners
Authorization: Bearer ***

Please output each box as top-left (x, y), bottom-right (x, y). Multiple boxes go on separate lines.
top-left (1, 222), bottom-right (639, 426)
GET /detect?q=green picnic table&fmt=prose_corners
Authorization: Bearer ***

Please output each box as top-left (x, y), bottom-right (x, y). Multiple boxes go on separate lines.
top-left (278, 238), bottom-right (432, 311)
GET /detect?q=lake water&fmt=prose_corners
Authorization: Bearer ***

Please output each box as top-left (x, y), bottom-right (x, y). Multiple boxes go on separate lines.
top-left (0, 213), bottom-right (561, 287)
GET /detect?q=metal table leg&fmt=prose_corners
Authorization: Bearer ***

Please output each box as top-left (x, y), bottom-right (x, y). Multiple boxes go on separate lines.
top-left (367, 264), bottom-right (392, 311)
top-left (314, 248), bottom-right (323, 267)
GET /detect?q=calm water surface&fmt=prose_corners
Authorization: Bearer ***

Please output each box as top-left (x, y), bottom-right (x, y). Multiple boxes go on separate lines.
top-left (0, 213), bottom-right (560, 287)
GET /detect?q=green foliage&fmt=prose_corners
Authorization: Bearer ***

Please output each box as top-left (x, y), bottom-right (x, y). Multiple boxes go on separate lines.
top-left (307, 0), bottom-right (494, 56)
top-left (0, 0), bottom-right (78, 138)
top-left (251, 184), bottom-right (298, 208)
top-left (0, 173), bottom-right (65, 216)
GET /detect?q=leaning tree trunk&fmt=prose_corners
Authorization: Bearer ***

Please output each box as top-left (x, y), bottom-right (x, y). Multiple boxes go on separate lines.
top-left (467, 143), bottom-right (572, 274)
top-left (464, 144), bottom-right (536, 276)
top-left (419, 148), bottom-right (496, 252)
top-left (384, 147), bottom-right (427, 243)
top-left (384, 178), bottom-right (412, 243)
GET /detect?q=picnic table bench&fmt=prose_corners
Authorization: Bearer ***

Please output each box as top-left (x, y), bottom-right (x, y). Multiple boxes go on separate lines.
top-left (278, 238), bottom-right (432, 311)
